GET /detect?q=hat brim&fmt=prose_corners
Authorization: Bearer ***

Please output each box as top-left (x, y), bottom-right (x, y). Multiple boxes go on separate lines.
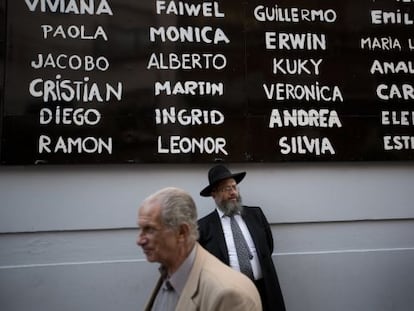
top-left (200, 172), bottom-right (246, 197)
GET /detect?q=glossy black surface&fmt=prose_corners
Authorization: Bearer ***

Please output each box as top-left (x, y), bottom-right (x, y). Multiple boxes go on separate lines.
top-left (1, 0), bottom-right (413, 164)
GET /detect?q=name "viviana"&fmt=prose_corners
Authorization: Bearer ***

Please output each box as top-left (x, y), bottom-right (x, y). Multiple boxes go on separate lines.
top-left (25, 0), bottom-right (113, 15)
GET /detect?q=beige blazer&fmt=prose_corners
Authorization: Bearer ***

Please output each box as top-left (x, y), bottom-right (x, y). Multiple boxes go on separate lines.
top-left (144, 243), bottom-right (262, 311)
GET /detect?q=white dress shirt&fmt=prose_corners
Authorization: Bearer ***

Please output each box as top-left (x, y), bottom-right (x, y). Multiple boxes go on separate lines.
top-left (216, 208), bottom-right (263, 280)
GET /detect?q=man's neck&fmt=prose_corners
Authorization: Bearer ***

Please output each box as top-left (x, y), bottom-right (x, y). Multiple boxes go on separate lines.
top-left (166, 242), bottom-right (195, 276)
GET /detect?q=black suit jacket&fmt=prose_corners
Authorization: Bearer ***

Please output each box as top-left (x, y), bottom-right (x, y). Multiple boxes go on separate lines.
top-left (198, 206), bottom-right (286, 311)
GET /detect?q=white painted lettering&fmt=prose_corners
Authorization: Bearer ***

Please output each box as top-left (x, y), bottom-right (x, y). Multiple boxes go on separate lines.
top-left (155, 107), bottom-right (224, 125)
top-left (269, 109), bottom-right (342, 128)
top-left (147, 53), bottom-right (226, 70)
top-left (31, 53), bottom-right (109, 71)
top-left (266, 32), bottom-right (326, 50)
top-left (25, 0), bottom-right (113, 15)
top-left (279, 136), bottom-right (335, 155)
top-left (254, 5), bottom-right (336, 23)
top-left (360, 37), bottom-right (402, 51)
top-left (263, 82), bottom-right (343, 102)
top-left (150, 26), bottom-right (229, 44)
top-left (40, 107), bottom-right (101, 126)
top-left (376, 84), bottom-right (414, 100)
top-left (154, 81), bottom-right (223, 96)
top-left (29, 75), bottom-right (122, 102)
top-left (38, 135), bottom-right (112, 154)
top-left (157, 136), bottom-right (228, 155)
top-left (41, 24), bottom-right (108, 40)
top-left (272, 58), bottom-right (323, 75)
top-left (155, 1), bottom-right (224, 17)
top-left (383, 136), bottom-right (414, 150)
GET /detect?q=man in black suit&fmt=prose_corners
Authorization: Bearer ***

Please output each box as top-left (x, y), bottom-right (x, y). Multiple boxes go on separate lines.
top-left (198, 164), bottom-right (286, 311)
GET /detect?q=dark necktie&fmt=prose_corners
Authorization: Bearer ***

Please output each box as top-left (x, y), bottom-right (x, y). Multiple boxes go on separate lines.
top-left (230, 215), bottom-right (254, 280)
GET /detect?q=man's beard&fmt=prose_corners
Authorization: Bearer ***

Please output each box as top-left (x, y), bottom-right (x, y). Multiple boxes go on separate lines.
top-left (216, 195), bottom-right (243, 216)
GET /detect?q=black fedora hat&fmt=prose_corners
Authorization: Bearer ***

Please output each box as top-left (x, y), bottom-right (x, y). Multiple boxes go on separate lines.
top-left (200, 164), bottom-right (246, 197)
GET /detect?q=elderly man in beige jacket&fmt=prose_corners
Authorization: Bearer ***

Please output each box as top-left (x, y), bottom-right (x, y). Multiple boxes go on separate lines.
top-left (137, 187), bottom-right (262, 311)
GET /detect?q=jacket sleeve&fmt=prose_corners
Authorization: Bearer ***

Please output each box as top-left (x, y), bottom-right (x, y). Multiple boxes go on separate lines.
top-left (259, 207), bottom-right (274, 253)
top-left (197, 218), bottom-right (208, 246)
top-left (209, 288), bottom-right (262, 311)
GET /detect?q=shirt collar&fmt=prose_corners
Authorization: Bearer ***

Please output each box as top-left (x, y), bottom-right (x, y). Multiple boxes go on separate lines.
top-left (216, 207), bottom-right (226, 218)
top-left (216, 207), bottom-right (242, 218)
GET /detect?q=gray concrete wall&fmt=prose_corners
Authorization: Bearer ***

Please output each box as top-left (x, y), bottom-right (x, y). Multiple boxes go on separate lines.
top-left (1, 163), bottom-right (414, 310)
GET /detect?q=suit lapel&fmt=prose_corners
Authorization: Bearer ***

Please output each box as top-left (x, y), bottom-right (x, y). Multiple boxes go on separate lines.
top-left (209, 211), bottom-right (230, 264)
top-left (144, 276), bottom-right (163, 311)
top-left (175, 244), bottom-right (204, 311)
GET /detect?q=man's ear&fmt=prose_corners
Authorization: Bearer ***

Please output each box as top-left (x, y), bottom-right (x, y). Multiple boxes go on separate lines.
top-left (211, 189), bottom-right (217, 198)
top-left (177, 223), bottom-right (190, 242)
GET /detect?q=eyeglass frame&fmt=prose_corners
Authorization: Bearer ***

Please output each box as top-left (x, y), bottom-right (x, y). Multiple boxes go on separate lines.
top-left (214, 184), bottom-right (239, 193)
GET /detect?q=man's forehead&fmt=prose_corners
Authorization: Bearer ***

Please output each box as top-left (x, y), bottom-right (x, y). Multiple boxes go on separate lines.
top-left (139, 200), bottom-right (161, 220)
top-left (217, 178), bottom-right (236, 187)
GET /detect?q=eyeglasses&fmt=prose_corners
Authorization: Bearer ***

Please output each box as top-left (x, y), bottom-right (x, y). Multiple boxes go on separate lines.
top-left (218, 185), bottom-right (238, 193)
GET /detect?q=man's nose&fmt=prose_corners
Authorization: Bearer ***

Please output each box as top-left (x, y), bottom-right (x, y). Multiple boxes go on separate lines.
top-left (137, 231), bottom-right (147, 247)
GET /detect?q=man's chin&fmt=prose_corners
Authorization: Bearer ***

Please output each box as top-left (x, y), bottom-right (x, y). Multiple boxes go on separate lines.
top-left (220, 202), bottom-right (241, 215)
top-left (143, 251), bottom-right (155, 261)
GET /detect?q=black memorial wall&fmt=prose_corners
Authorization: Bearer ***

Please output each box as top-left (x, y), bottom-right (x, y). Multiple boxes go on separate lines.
top-left (1, 0), bottom-right (413, 164)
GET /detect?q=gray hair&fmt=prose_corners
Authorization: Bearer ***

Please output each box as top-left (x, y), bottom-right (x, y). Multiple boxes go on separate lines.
top-left (150, 187), bottom-right (199, 242)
